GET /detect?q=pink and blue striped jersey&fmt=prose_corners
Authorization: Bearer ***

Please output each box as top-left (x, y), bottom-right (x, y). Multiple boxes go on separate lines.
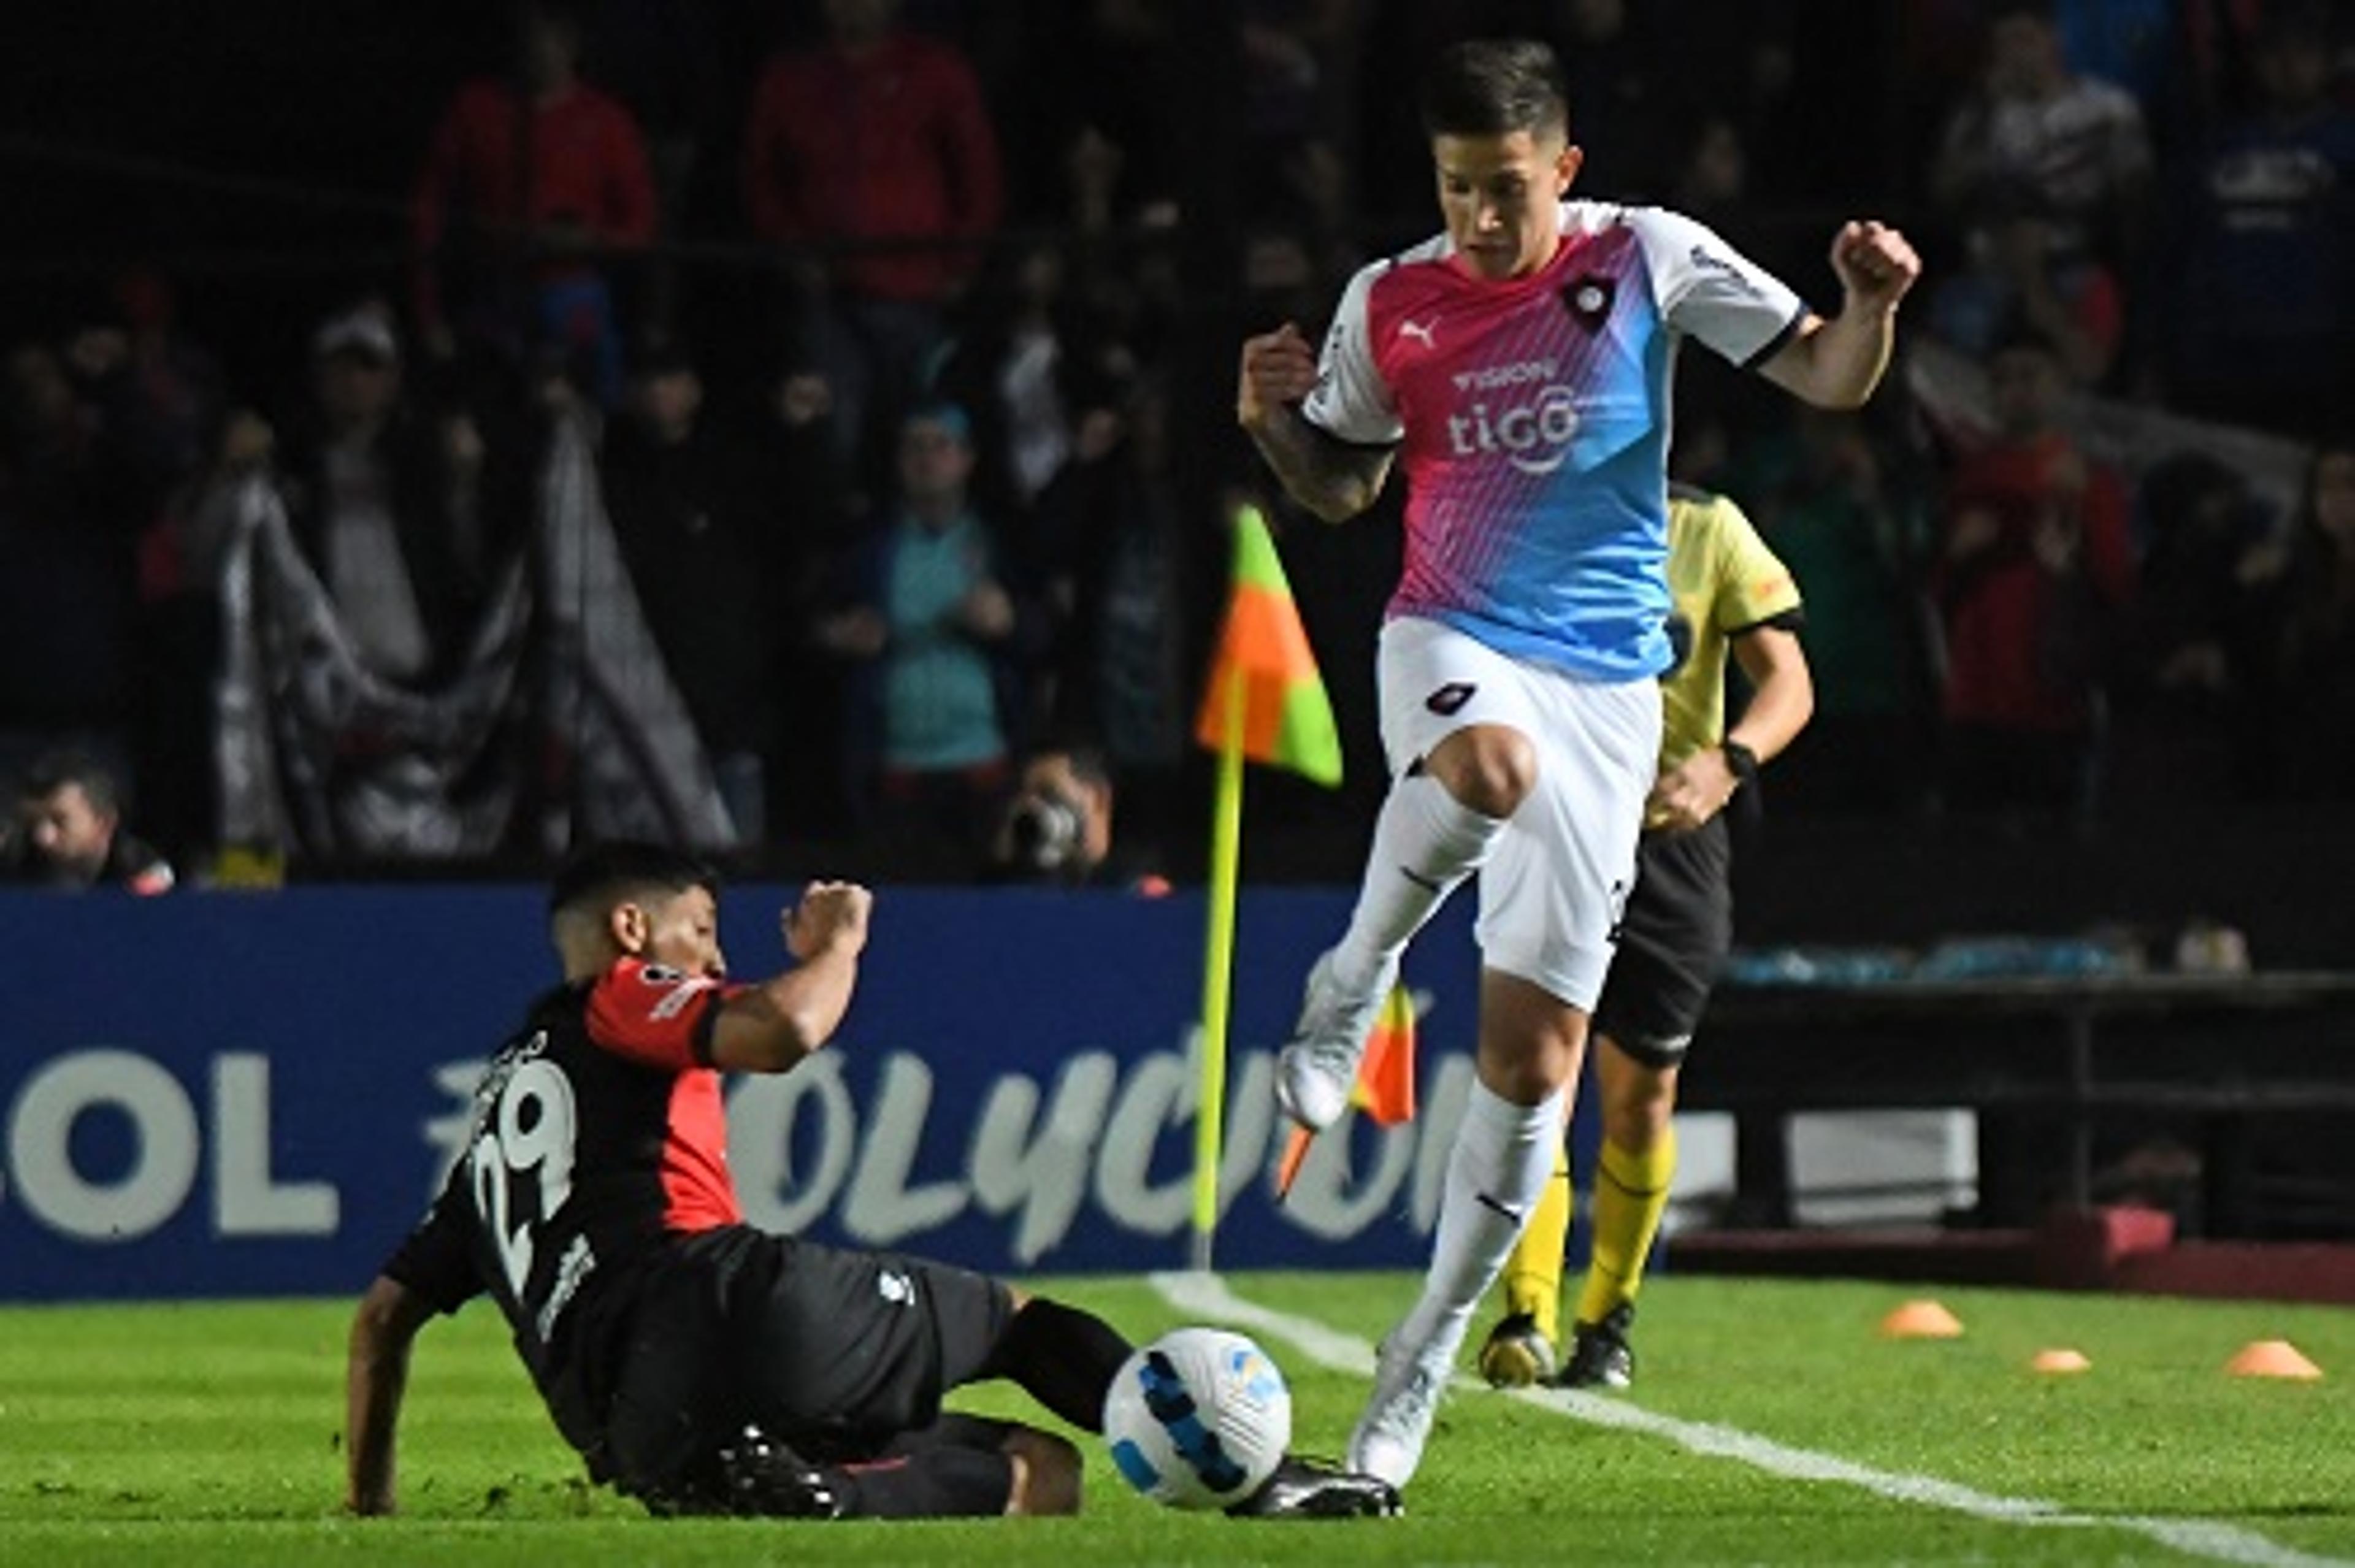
top-left (1302, 202), bottom-right (1806, 681)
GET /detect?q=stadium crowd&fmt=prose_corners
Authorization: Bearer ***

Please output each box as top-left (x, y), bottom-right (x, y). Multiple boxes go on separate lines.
top-left (2, 0), bottom-right (2352, 889)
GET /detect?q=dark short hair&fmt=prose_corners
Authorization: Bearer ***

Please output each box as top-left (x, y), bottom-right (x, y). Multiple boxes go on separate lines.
top-left (548, 840), bottom-right (718, 922)
top-left (1420, 38), bottom-right (1569, 140)
top-left (18, 749), bottom-right (120, 817)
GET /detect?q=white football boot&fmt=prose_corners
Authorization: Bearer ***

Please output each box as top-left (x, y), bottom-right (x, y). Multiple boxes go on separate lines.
top-left (1346, 1331), bottom-right (1454, 1488)
top-left (1273, 949), bottom-right (1396, 1133)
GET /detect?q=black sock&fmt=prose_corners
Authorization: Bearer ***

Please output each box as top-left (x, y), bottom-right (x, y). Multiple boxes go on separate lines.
top-left (982, 1297), bottom-right (1134, 1432)
top-left (835, 1448), bottom-right (1013, 1519)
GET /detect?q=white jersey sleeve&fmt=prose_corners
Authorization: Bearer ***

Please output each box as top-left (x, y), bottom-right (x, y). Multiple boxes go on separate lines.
top-left (1621, 207), bottom-right (1809, 370)
top-left (1301, 258), bottom-right (1406, 446)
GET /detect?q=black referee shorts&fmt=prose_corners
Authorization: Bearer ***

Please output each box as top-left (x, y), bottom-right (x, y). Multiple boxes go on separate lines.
top-left (599, 1226), bottom-right (1016, 1498)
top-left (1591, 816), bottom-right (1733, 1069)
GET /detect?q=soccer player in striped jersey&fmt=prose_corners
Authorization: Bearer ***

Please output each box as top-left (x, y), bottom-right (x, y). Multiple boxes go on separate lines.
top-left (1475, 484), bottom-right (1813, 1393)
top-left (1236, 36), bottom-right (1915, 1488)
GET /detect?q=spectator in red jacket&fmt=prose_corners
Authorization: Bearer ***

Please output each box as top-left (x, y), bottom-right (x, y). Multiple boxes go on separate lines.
top-left (743, 0), bottom-right (1005, 489)
top-left (413, 0), bottom-right (659, 406)
top-left (1932, 329), bottom-right (2135, 820)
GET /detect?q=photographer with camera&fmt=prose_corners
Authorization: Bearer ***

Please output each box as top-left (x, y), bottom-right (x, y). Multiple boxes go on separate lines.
top-left (986, 743), bottom-right (1162, 892)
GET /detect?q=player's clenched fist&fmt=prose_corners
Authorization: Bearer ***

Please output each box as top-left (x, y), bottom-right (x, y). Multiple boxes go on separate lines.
top-left (1237, 323), bottom-right (1319, 430)
top-left (785, 881), bottom-right (871, 960)
top-left (1829, 220), bottom-right (1921, 314)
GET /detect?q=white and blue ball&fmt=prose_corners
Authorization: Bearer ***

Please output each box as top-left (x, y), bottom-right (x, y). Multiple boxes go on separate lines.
top-left (1102, 1326), bottom-right (1292, 1510)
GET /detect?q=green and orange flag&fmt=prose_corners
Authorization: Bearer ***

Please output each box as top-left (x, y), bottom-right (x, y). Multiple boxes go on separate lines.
top-left (1193, 506), bottom-right (1342, 786)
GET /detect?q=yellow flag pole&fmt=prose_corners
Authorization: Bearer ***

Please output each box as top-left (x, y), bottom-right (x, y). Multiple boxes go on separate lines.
top-left (1190, 660), bottom-right (1247, 1273)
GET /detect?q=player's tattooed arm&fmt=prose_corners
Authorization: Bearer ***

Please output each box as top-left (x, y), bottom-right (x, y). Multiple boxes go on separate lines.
top-left (1237, 324), bottom-right (1396, 522)
top-left (1244, 407), bottom-right (1396, 523)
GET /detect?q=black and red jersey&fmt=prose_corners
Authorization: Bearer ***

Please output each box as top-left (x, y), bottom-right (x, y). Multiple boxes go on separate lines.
top-left (378, 957), bottom-right (745, 1451)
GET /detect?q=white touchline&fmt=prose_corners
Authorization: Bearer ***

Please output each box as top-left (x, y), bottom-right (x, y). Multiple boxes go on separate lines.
top-left (1151, 1271), bottom-right (2351, 1568)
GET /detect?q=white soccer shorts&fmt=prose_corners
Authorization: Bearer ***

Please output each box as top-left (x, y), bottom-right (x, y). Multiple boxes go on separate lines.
top-left (1375, 615), bottom-right (1660, 1011)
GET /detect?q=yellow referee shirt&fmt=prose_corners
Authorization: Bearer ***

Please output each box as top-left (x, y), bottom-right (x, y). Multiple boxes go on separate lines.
top-left (1657, 486), bottom-right (1804, 776)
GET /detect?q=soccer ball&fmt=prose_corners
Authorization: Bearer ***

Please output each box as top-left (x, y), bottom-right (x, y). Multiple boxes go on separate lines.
top-left (1102, 1326), bottom-right (1292, 1510)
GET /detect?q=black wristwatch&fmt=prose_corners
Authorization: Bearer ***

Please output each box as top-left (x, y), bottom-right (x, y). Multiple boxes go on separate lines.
top-left (1721, 738), bottom-right (1760, 788)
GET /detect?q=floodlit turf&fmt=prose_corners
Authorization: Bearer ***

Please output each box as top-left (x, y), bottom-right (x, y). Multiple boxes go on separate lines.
top-left (3, 1272), bottom-right (2351, 1564)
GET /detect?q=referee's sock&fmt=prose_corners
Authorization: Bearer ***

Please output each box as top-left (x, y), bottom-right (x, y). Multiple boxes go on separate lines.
top-left (1574, 1128), bottom-right (1675, 1329)
top-left (984, 1296), bottom-right (1134, 1432)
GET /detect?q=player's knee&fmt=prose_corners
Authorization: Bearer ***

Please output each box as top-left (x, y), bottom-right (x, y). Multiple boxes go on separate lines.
top-left (1432, 726), bottom-right (1537, 817)
top-left (1003, 1427), bottom-right (1083, 1516)
top-left (1476, 1037), bottom-right (1578, 1104)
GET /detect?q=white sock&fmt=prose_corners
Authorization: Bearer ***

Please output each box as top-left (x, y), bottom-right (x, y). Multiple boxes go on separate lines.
top-left (1330, 771), bottom-right (1507, 993)
top-left (1394, 1081), bottom-right (1565, 1363)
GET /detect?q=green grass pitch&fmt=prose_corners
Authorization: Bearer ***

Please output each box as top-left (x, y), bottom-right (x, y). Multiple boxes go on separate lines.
top-left (3, 1272), bottom-right (2351, 1565)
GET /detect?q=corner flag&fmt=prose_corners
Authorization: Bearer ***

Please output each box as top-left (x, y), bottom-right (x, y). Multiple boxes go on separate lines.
top-left (1190, 504), bottom-right (1342, 1271)
top-left (1192, 508), bottom-right (1342, 786)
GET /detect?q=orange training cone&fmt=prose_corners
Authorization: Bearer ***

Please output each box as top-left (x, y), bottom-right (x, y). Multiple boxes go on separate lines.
top-left (1879, 1299), bottom-right (1964, 1339)
top-left (2224, 1340), bottom-right (2323, 1380)
top-left (2030, 1348), bottom-right (2091, 1374)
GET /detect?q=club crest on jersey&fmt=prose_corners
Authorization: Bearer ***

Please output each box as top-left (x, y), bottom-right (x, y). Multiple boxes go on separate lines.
top-left (1425, 682), bottom-right (1477, 716)
top-left (1561, 274), bottom-right (1615, 331)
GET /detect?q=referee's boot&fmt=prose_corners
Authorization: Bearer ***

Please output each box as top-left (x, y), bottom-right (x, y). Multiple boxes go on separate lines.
top-left (1226, 1454), bottom-right (1404, 1519)
top-left (1476, 1311), bottom-right (1557, 1388)
top-left (1553, 1302), bottom-right (1636, 1390)
top-left (1275, 948), bottom-right (1396, 1133)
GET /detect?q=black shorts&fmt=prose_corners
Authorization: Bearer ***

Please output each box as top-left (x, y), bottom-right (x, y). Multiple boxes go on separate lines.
top-left (1592, 817), bottom-right (1732, 1069)
top-left (597, 1226), bottom-right (1016, 1497)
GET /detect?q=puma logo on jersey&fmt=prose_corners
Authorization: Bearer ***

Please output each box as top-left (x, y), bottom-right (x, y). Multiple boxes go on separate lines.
top-left (1396, 317), bottom-right (1436, 349)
